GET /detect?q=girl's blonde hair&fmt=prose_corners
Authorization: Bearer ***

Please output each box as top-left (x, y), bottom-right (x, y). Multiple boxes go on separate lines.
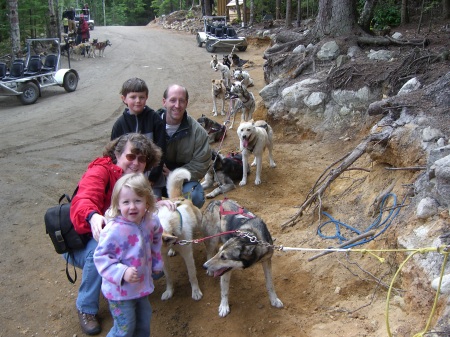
top-left (109, 173), bottom-right (156, 218)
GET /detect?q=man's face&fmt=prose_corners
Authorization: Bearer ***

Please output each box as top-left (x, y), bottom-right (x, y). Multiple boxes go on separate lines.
top-left (163, 85), bottom-right (188, 125)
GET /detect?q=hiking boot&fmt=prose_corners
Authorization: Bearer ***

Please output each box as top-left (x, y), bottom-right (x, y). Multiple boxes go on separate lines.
top-left (78, 310), bottom-right (101, 335)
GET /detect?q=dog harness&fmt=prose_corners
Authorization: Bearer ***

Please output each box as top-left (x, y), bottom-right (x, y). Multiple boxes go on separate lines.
top-left (219, 198), bottom-right (255, 219)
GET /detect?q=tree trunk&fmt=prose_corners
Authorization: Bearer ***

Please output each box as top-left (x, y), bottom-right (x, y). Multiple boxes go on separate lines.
top-left (48, 0), bottom-right (57, 38)
top-left (8, 0), bottom-right (20, 59)
top-left (249, 0), bottom-right (255, 26)
top-left (276, 0), bottom-right (281, 19)
top-left (242, 0), bottom-right (247, 25)
top-left (314, 0), bottom-right (357, 37)
top-left (401, 0), bottom-right (409, 24)
top-left (236, 0), bottom-right (242, 23)
top-left (358, 0), bottom-right (378, 33)
top-left (297, 0), bottom-right (302, 27)
top-left (285, 0), bottom-right (292, 27)
top-left (444, 0), bottom-right (450, 19)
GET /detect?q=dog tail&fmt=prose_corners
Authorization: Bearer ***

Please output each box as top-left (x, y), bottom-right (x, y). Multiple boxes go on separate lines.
top-left (166, 168), bottom-right (191, 199)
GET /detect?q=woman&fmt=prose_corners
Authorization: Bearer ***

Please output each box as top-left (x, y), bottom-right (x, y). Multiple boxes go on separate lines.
top-left (67, 133), bottom-right (170, 336)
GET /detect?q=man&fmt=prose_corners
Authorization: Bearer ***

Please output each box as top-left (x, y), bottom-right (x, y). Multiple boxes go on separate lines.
top-left (67, 7), bottom-right (76, 34)
top-left (158, 84), bottom-right (211, 208)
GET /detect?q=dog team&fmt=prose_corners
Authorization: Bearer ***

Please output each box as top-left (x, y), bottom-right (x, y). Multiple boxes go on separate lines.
top-left (64, 48), bottom-right (280, 335)
top-left (63, 37), bottom-right (112, 60)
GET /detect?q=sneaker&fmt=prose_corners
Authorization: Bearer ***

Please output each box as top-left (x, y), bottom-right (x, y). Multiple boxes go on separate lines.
top-left (78, 310), bottom-right (101, 335)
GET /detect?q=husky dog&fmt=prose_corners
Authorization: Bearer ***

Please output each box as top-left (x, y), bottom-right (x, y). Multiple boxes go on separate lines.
top-left (210, 54), bottom-right (218, 69)
top-left (197, 114), bottom-right (226, 144)
top-left (202, 199), bottom-right (284, 317)
top-left (229, 80), bottom-right (255, 128)
top-left (213, 62), bottom-right (232, 88)
top-left (201, 151), bottom-right (249, 198)
top-left (233, 68), bottom-right (254, 88)
top-left (157, 168), bottom-right (203, 301)
top-left (237, 120), bottom-right (276, 186)
top-left (211, 79), bottom-right (226, 116)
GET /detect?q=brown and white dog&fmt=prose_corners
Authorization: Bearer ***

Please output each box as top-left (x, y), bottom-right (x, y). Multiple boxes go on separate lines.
top-left (89, 39), bottom-right (112, 58)
top-left (213, 62), bottom-right (232, 88)
top-left (157, 168), bottom-right (203, 301)
top-left (70, 42), bottom-right (90, 60)
top-left (202, 198), bottom-right (284, 317)
top-left (237, 120), bottom-right (276, 186)
top-left (211, 79), bottom-right (226, 116)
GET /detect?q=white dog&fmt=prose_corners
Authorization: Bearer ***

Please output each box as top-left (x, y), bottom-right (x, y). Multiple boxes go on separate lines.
top-left (237, 120), bottom-right (276, 186)
top-left (211, 79), bottom-right (226, 116)
top-left (213, 62), bottom-right (232, 88)
top-left (210, 54), bottom-right (218, 69)
top-left (157, 168), bottom-right (203, 301)
top-left (233, 68), bottom-right (254, 88)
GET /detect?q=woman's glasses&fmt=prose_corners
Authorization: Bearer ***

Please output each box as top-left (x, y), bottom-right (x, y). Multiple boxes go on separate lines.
top-left (125, 153), bottom-right (147, 164)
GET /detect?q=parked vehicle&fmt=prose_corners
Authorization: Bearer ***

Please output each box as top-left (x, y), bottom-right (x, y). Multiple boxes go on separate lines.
top-left (75, 8), bottom-right (94, 30)
top-left (0, 38), bottom-right (79, 105)
top-left (196, 16), bottom-right (247, 53)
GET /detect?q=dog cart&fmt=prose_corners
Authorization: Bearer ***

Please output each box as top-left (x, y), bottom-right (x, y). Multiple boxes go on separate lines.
top-left (196, 16), bottom-right (248, 53)
top-left (0, 38), bottom-right (79, 105)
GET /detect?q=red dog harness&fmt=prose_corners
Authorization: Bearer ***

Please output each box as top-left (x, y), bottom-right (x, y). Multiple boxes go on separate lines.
top-left (219, 198), bottom-right (255, 218)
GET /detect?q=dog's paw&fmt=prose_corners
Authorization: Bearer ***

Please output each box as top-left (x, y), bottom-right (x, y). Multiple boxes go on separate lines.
top-left (161, 289), bottom-right (174, 301)
top-left (168, 248), bottom-right (177, 257)
top-left (220, 111), bottom-right (225, 116)
top-left (205, 192), bottom-right (215, 199)
top-left (192, 288), bottom-right (203, 301)
top-left (251, 159), bottom-right (257, 167)
top-left (218, 303), bottom-right (230, 317)
top-left (255, 178), bottom-right (261, 185)
top-left (271, 297), bottom-right (284, 308)
top-left (270, 161), bottom-right (277, 168)
top-left (239, 179), bottom-right (247, 186)
top-left (213, 112), bottom-right (218, 117)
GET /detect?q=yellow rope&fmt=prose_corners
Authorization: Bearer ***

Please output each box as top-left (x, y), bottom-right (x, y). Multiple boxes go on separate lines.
top-left (280, 245), bottom-right (449, 336)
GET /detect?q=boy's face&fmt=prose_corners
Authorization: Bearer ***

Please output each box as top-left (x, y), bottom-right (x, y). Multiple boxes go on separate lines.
top-left (122, 91), bottom-right (148, 114)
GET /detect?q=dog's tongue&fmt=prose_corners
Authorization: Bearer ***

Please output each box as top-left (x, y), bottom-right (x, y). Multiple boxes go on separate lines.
top-left (243, 139), bottom-right (249, 148)
top-left (214, 268), bottom-right (230, 278)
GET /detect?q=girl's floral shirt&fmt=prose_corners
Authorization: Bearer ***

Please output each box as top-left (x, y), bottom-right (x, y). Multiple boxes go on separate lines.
top-left (94, 212), bottom-right (163, 300)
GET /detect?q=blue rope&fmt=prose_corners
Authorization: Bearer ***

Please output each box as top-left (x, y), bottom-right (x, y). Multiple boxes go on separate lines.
top-left (317, 193), bottom-right (402, 249)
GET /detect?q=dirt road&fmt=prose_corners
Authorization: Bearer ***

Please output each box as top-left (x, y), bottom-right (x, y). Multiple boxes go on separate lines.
top-left (0, 25), bottom-right (425, 337)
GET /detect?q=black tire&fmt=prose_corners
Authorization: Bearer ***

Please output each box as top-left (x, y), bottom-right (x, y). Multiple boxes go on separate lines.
top-left (206, 40), bottom-right (216, 53)
top-left (237, 45), bottom-right (247, 52)
top-left (64, 72), bottom-right (78, 92)
top-left (196, 34), bottom-right (203, 47)
top-left (90, 24), bottom-right (94, 30)
top-left (18, 82), bottom-right (39, 105)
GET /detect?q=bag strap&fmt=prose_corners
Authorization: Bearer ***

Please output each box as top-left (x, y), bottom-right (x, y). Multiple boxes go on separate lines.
top-left (65, 252), bottom-right (77, 284)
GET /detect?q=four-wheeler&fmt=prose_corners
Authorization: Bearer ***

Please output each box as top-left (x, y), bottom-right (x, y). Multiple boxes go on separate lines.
top-left (196, 16), bottom-right (248, 53)
top-left (0, 38), bottom-right (79, 105)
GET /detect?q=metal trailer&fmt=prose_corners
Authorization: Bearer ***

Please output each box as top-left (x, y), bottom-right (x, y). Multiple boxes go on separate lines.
top-left (196, 16), bottom-right (248, 53)
top-left (0, 38), bottom-right (79, 105)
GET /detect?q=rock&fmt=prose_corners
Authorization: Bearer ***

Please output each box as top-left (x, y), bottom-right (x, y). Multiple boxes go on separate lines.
top-left (398, 78), bottom-right (421, 95)
top-left (317, 41), bottom-right (340, 61)
top-left (416, 197), bottom-right (439, 219)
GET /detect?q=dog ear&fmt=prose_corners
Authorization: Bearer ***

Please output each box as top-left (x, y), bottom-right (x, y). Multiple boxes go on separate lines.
top-left (162, 233), bottom-right (178, 245)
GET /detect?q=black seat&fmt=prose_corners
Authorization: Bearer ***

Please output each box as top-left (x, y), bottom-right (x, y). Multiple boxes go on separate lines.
top-left (206, 25), bottom-right (211, 33)
top-left (0, 62), bottom-right (7, 80)
top-left (227, 27), bottom-right (237, 38)
top-left (210, 26), bottom-right (216, 35)
top-left (2, 60), bottom-right (24, 80)
top-left (215, 27), bottom-right (223, 38)
top-left (24, 56), bottom-right (43, 76)
top-left (41, 54), bottom-right (58, 72)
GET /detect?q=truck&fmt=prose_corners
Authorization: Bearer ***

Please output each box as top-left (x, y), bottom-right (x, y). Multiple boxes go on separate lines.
top-left (75, 8), bottom-right (94, 30)
top-left (0, 38), bottom-right (79, 105)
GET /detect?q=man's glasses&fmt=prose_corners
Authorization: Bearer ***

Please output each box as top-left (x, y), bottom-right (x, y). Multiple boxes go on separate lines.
top-left (125, 153), bottom-right (147, 164)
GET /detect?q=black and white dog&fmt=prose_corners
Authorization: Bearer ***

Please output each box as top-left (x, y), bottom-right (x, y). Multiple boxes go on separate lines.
top-left (201, 151), bottom-right (248, 198)
top-left (197, 115), bottom-right (226, 144)
top-left (202, 198), bottom-right (284, 317)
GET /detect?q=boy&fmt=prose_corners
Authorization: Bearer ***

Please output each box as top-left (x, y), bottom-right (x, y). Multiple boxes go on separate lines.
top-left (111, 78), bottom-right (166, 198)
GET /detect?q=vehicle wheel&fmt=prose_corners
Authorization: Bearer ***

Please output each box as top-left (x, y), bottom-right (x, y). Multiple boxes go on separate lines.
top-left (237, 45), bottom-right (247, 52)
top-left (90, 24), bottom-right (94, 30)
top-left (196, 34), bottom-right (203, 47)
top-left (64, 72), bottom-right (78, 92)
top-left (17, 82), bottom-right (39, 105)
top-left (206, 40), bottom-right (216, 53)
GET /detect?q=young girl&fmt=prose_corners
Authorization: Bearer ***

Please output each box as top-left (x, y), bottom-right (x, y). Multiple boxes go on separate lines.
top-left (94, 173), bottom-right (164, 337)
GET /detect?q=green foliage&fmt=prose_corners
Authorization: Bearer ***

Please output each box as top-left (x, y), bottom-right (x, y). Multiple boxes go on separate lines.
top-left (371, 0), bottom-right (401, 29)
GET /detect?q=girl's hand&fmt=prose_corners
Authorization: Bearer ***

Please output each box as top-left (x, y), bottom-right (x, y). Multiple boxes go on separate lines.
top-left (90, 213), bottom-right (106, 241)
top-left (124, 267), bottom-right (139, 283)
top-left (157, 199), bottom-right (176, 211)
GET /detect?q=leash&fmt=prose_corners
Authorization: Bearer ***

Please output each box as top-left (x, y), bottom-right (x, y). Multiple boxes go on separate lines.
top-left (219, 198), bottom-right (255, 218)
